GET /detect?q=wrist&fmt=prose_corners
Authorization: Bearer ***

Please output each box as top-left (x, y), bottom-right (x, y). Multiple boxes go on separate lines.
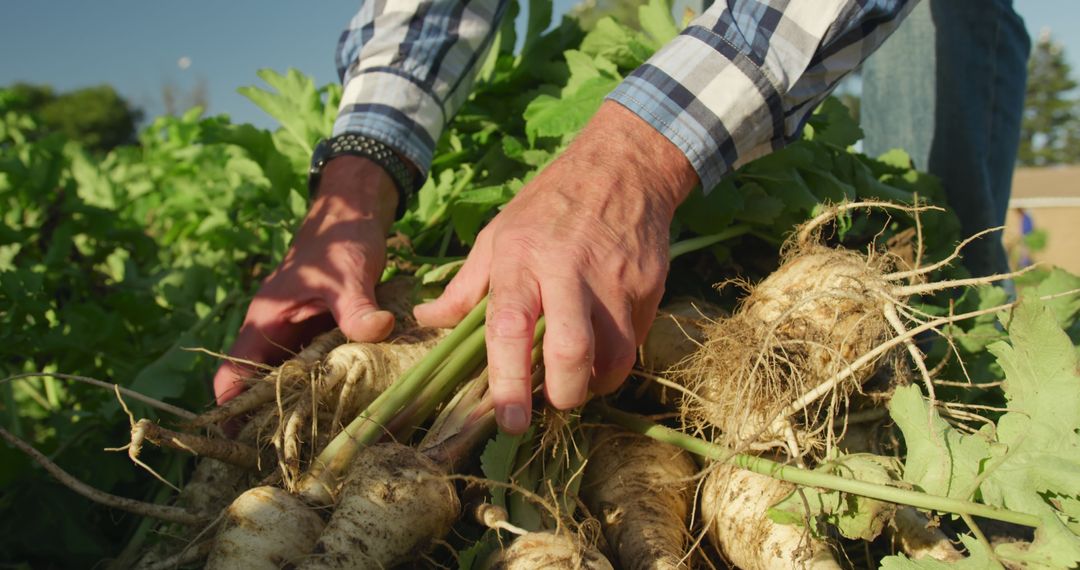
top-left (565, 101), bottom-right (699, 217)
top-left (312, 156), bottom-right (399, 234)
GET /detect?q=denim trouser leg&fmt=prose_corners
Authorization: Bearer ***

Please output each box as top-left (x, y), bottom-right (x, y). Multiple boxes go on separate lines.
top-left (862, 0), bottom-right (1031, 276)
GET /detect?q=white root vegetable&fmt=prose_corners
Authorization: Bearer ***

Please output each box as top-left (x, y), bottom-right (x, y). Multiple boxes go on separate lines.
top-left (133, 457), bottom-right (255, 569)
top-left (888, 506), bottom-right (963, 562)
top-left (582, 427), bottom-right (697, 570)
top-left (129, 419), bottom-right (262, 470)
top-left (641, 301), bottom-right (719, 374)
top-left (189, 329), bottom-right (347, 429)
top-left (298, 442), bottom-right (459, 569)
top-left (681, 245), bottom-right (896, 447)
top-left (680, 203), bottom-right (1023, 453)
top-left (176, 458), bottom-right (252, 518)
top-left (485, 531), bottom-right (614, 570)
top-left (702, 463), bottom-right (840, 570)
top-left (193, 277), bottom-right (417, 431)
top-left (277, 329), bottom-right (445, 483)
top-left (317, 329), bottom-right (444, 440)
top-left (205, 486), bottom-right (325, 570)
top-left (678, 204), bottom-right (1026, 570)
top-left (671, 204), bottom-right (1030, 569)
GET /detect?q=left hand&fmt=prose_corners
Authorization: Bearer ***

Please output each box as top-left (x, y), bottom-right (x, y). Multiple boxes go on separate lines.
top-left (414, 102), bottom-right (699, 433)
top-left (212, 156), bottom-right (399, 405)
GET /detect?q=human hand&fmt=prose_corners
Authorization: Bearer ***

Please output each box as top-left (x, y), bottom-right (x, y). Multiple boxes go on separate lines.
top-left (415, 102), bottom-right (699, 433)
top-left (212, 156), bottom-right (399, 404)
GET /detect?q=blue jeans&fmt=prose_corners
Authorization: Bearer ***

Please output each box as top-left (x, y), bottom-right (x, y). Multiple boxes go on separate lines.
top-left (861, 0), bottom-right (1030, 276)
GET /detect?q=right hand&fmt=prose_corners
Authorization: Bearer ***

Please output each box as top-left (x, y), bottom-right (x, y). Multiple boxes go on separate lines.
top-left (212, 156), bottom-right (399, 404)
top-left (414, 102), bottom-right (699, 434)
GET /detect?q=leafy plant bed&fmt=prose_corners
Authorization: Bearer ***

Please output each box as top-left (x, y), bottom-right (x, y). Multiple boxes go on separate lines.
top-left (2, 0), bottom-right (1078, 568)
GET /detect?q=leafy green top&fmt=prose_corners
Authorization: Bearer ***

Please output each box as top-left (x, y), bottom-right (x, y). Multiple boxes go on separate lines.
top-left (889, 295), bottom-right (1080, 568)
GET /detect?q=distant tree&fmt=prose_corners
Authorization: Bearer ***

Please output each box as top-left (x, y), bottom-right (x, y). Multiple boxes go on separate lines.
top-left (5, 83), bottom-right (56, 112)
top-left (1018, 30), bottom-right (1080, 166)
top-left (162, 76), bottom-right (210, 117)
top-left (3, 83), bottom-right (141, 153)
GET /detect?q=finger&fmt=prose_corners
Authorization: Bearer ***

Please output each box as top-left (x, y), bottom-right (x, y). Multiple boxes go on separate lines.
top-left (590, 299), bottom-right (638, 395)
top-left (414, 228), bottom-right (493, 328)
top-left (330, 278), bottom-right (395, 343)
top-left (631, 286), bottom-right (666, 345)
top-left (540, 277), bottom-right (594, 410)
top-left (212, 296), bottom-right (331, 404)
top-left (486, 267), bottom-right (541, 435)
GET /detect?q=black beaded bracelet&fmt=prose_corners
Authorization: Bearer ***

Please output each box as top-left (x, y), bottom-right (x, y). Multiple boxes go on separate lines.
top-left (307, 134), bottom-right (416, 220)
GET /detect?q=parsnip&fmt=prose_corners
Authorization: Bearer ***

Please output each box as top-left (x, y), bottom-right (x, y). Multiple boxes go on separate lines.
top-left (485, 531), bottom-right (613, 570)
top-left (702, 463), bottom-right (840, 570)
top-left (298, 443), bottom-right (459, 569)
top-left (582, 427), bottom-right (697, 570)
top-left (205, 486), bottom-right (325, 570)
top-left (678, 204), bottom-right (1024, 568)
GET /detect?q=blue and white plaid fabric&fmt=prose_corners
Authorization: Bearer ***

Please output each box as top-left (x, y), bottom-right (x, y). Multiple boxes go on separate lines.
top-left (335, 0), bottom-right (913, 191)
top-left (333, 0), bottom-right (509, 175)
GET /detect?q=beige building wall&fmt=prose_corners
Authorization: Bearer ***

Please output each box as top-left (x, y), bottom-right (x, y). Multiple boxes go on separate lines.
top-left (1004, 166), bottom-right (1080, 274)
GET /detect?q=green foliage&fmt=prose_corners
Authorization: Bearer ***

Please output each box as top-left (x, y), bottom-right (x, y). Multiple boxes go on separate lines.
top-left (0, 2), bottom-right (1047, 567)
top-left (524, 74), bottom-right (620, 143)
top-left (888, 296), bottom-right (1080, 568)
top-left (480, 430), bottom-right (524, 511)
top-left (769, 453), bottom-right (901, 541)
top-left (571, 0), bottom-right (644, 32)
top-left (637, 0), bottom-right (680, 45)
top-left (0, 70), bottom-right (334, 567)
top-left (890, 386), bottom-right (990, 499)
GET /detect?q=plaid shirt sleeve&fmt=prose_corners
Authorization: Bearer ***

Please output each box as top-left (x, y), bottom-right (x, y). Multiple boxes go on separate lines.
top-left (608, 0), bottom-right (916, 192)
top-left (333, 0), bottom-right (508, 178)
top-left (337, 1), bottom-right (912, 190)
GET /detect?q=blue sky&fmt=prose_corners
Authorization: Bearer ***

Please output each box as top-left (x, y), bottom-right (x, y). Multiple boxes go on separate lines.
top-left (2, 1), bottom-right (1076, 130)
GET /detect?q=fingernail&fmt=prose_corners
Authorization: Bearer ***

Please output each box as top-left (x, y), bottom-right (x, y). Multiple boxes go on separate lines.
top-left (498, 405), bottom-right (528, 433)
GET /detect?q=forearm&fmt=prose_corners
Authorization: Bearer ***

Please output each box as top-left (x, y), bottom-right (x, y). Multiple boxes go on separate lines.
top-left (312, 156), bottom-right (399, 234)
top-left (561, 102), bottom-right (699, 217)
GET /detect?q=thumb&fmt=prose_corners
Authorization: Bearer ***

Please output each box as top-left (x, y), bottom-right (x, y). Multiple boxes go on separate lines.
top-left (415, 229), bottom-right (493, 328)
top-left (331, 284), bottom-right (395, 343)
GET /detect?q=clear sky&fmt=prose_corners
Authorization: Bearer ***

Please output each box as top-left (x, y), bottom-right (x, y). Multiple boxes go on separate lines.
top-left (1, 1), bottom-right (1076, 130)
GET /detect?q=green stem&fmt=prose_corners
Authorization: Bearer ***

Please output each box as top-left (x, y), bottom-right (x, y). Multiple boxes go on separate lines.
top-left (598, 405), bottom-right (1042, 529)
top-left (14, 379), bottom-right (52, 411)
top-left (391, 251), bottom-right (466, 265)
top-left (669, 225), bottom-right (752, 260)
top-left (750, 229), bottom-right (783, 247)
top-left (413, 369), bottom-right (492, 449)
top-left (385, 326), bottom-right (488, 442)
top-left (302, 298), bottom-right (488, 493)
top-left (323, 324), bottom-right (486, 475)
top-left (429, 148), bottom-right (471, 169)
top-left (419, 323), bottom-right (546, 451)
top-left (438, 225), bottom-right (454, 258)
top-left (43, 376), bottom-right (61, 409)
